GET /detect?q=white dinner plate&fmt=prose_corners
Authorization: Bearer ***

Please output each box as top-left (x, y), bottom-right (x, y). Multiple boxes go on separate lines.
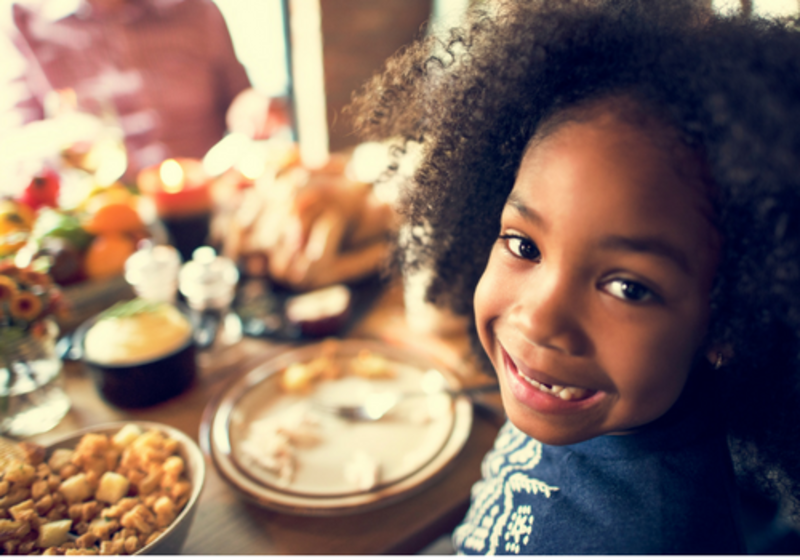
top-left (206, 338), bottom-right (473, 516)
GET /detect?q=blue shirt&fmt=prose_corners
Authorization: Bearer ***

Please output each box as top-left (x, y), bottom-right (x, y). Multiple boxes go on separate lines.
top-left (453, 380), bottom-right (745, 554)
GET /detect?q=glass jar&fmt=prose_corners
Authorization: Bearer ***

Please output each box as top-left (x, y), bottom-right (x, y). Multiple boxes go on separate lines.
top-left (0, 319), bottom-right (70, 437)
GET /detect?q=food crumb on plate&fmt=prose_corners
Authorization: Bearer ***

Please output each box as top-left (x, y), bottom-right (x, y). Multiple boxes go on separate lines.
top-left (343, 451), bottom-right (381, 491)
top-left (239, 403), bottom-right (322, 487)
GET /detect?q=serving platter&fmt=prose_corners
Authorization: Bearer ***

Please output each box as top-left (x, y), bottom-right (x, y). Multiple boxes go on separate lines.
top-left (204, 338), bottom-right (473, 516)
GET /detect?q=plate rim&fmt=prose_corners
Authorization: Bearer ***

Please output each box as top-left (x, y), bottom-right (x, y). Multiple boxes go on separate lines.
top-left (206, 338), bottom-right (474, 516)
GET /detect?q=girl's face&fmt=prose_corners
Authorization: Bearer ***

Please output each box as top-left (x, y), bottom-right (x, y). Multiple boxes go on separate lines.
top-left (474, 108), bottom-right (719, 445)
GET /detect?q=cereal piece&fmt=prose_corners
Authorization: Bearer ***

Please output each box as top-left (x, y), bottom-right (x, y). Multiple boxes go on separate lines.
top-left (74, 530), bottom-right (98, 549)
top-left (17, 535), bottom-right (38, 554)
top-left (46, 473), bottom-right (61, 492)
top-left (67, 504), bottom-right (82, 521)
top-left (8, 499), bottom-right (35, 520)
top-left (35, 463), bottom-right (51, 478)
top-left (47, 449), bottom-right (73, 473)
top-left (111, 424), bottom-right (143, 450)
top-left (0, 486), bottom-right (30, 509)
top-left (0, 480), bottom-right (9, 497)
top-left (162, 456), bottom-right (184, 477)
top-left (59, 473), bottom-right (92, 503)
top-left (84, 469), bottom-right (101, 491)
top-left (163, 438), bottom-right (179, 456)
top-left (80, 501), bottom-right (101, 523)
top-left (123, 535), bottom-right (140, 554)
top-left (95, 472), bottom-right (130, 504)
top-left (4, 461), bottom-right (36, 485)
top-left (101, 497), bottom-right (138, 519)
top-left (75, 434), bottom-right (110, 460)
top-left (0, 518), bottom-right (28, 539)
top-left (34, 494), bottom-right (54, 516)
top-left (169, 481), bottom-right (191, 502)
top-left (88, 517), bottom-right (119, 541)
top-left (153, 496), bottom-right (176, 528)
top-left (2, 538), bottom-right (19, 554)
top-left (31, 479), bottom-right (49, 501)
top-left (37, 519), bottom-right (72, 548)
top-left (120, 504), bottom-right (155, 535)
top-left (137, 470), bottom-right (161, 496)
top-left (103, 448), bottom-right (120, 472)
top-left (45, 504), bottom-right (68, 522)
top-left (99, 539), bottom-right (124, 555)
top-left (59, 463), bottom-right (79, 480)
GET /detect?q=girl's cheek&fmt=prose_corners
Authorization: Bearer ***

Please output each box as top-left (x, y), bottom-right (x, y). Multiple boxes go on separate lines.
top-left (474, 251), bottom-right (506, 337)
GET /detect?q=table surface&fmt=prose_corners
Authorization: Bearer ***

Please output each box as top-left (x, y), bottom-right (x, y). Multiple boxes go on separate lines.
top-left (32, 280), bottom-right (504, 555)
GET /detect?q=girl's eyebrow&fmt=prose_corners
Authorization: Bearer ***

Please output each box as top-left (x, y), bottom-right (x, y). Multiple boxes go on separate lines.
top-left (598, 235), bottom-right (691, 274)
top-left (506, 192), bottom-right (547, 230)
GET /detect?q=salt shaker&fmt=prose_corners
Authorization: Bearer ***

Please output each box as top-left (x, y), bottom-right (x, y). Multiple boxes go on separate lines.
top-left (124, 241), bottom-right (182, 303)
top-left (178, 246), bottom-right (240, 349)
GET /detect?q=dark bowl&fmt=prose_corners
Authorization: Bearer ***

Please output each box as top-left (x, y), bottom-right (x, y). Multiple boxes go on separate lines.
top-left (72, 312), bottom-right (198, 409)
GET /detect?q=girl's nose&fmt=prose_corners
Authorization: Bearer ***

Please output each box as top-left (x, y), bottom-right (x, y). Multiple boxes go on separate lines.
top-left (509, 270), bottom-right (588, 356)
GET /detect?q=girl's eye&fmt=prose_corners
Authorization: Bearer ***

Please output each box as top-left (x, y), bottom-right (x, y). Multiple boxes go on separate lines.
top-left (603, 279), bottom-right (657, 303)
top-left (499, 234), bottom-right (541, 261)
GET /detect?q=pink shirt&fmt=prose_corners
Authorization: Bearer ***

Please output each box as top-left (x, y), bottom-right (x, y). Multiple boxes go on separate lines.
top-left (7, 0), bottom-right (251, 174)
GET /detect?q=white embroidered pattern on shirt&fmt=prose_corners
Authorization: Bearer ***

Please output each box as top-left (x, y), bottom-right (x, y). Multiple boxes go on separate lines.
top-left (453, 422), bottom-right (559, 555)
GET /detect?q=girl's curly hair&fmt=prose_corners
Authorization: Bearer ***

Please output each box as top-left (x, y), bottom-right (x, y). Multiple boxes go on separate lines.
top-left (350, 0), bottom-right (800, 522)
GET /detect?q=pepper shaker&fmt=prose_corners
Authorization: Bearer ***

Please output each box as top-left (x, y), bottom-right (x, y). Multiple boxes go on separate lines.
top-left (178, 246), bottom-right (240, 349)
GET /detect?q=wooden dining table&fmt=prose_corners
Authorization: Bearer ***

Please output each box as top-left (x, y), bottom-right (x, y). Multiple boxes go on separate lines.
top-left (30, 278), bottom-right (505, 555)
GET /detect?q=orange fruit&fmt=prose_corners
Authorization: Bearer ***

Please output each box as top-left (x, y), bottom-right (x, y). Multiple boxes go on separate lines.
top-left (83, 203), bottom-right (144, 235)
top-left (82, 184), bottom-right (136, 214)
top-left (83, 233), bottom-right (136, 280)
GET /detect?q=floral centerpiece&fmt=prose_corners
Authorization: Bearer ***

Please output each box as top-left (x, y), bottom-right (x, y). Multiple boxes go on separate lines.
top-left (0, 261), bottom-right (70, 432)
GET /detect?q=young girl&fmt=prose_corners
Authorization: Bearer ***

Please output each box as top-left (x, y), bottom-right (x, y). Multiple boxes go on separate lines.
top-left (350, 0), bottom-right (800, 554)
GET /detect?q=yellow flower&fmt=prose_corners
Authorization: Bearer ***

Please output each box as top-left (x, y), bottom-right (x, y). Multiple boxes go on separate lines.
top-left (0, 275), bottom-right (19, 302)
top-left (16, 269), bottom-right (51, 290)
top-left (9, 291), bottom-right (42, 321)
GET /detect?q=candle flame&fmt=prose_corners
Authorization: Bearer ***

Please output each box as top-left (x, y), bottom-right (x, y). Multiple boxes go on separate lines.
top-left (159, 159), bottom-right (185, 193)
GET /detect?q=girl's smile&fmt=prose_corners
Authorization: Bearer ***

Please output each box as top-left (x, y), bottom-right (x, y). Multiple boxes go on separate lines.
top-left (474, 103), bottom-right (720, 445)
top-left (501, 345), bottom-right (604, 411)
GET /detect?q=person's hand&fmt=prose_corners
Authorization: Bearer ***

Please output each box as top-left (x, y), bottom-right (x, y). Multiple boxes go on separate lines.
top-left (226, 89), bottom-right (292, 140)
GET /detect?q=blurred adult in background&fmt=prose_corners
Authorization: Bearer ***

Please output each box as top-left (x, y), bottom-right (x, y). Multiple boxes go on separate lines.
top-left (1, 0), bottom-right (288, 184)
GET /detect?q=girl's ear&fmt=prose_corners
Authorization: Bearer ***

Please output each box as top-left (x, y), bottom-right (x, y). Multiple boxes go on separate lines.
top-left (706, 344), bottom-right (734, 369)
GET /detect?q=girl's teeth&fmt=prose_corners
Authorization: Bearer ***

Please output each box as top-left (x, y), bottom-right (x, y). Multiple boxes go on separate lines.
top-left (559, 387), bottom-right (587, 400)
top-left (518, 373), bottom-right (588, 401)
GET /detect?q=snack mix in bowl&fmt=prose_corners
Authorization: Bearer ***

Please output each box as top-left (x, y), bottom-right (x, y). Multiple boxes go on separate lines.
top-left (0, 422), bottom-right (202, 555)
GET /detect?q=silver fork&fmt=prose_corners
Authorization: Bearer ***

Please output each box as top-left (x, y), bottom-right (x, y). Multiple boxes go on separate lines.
top-left (311, 383), bottom-right (500, 422)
